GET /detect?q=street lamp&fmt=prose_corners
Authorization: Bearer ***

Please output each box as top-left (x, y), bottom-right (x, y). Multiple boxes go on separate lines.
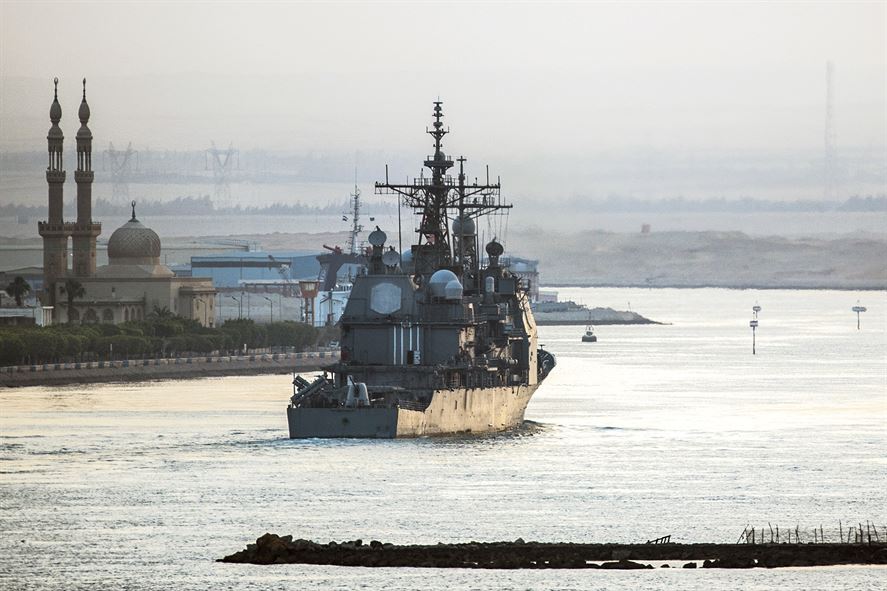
top-left (263, 296), bottom-right (274, 324)
top-left (231, 295), bottom-right (241, 319)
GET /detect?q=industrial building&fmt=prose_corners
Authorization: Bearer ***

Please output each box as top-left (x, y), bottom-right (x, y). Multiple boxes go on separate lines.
top-left (186, 250), bottom-right (360, 326)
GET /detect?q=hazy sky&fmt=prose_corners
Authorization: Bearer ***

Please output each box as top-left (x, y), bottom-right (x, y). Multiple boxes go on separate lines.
top-left (1, 1), bottom-right (885, 194)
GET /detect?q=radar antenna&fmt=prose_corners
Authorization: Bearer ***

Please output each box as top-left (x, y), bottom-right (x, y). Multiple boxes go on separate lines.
top-left (345, 184), bottom-right (363, 256)
top-left (375, 101), bottom-right (511, 284)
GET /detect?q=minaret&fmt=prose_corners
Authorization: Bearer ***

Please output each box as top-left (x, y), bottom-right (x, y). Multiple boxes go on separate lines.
top-left (37, 78), bottom-right (70, 303)
top-left (71, 78), bottom-right (101, 277)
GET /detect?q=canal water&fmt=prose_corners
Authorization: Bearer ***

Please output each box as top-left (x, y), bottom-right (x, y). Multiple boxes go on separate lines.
top-left (1, 288), bottom-right (885, 590)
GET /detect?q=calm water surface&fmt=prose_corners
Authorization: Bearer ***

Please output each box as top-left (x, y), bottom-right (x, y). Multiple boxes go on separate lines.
top-left (1, 288), bottom-right (885, 590)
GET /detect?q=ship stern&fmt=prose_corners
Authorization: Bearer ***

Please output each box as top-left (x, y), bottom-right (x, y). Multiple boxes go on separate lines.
top-left (287, 406), bottom-right (399, 438)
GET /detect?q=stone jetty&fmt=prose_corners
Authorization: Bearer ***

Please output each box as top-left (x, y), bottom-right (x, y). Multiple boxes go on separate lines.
top-left (219, 534), bottom-right (887, 569)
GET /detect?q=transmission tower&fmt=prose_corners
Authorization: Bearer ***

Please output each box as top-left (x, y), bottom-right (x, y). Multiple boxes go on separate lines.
top-left (102, 142), bottom-right (138, 204)
top-left (205, 141), bottom-right (239, 207)
top-left (824, 61), bottom-right (837, 200)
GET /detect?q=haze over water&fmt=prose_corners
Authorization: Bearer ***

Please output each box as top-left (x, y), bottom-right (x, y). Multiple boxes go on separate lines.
top-left (1, 287), bottom-right (884, 590)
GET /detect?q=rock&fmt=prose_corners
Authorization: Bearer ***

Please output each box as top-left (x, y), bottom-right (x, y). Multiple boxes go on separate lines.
top-left (661, 564), bottom-right (670, 568)
top-left (683, 562), bottom-right (697, 568)
top-left (370, 540), bottom-right (383, 549)
top-left (707, 556), bottom-right (756, 569)
top-left (599, 559), bottom-right (648, 570)
top-left (514, 538), bottom-right (525, 544)
top-left (252, 533), bottom-right (291, 564)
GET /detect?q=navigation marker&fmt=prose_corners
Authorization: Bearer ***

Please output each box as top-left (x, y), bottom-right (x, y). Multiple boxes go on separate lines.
top-left (852, 302), bottom-right (867, 330)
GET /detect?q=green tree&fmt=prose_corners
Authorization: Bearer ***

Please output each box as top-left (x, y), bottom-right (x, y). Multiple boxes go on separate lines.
top-left (4, 276), bottom-right (31, 307)
top-left (60, 279), bottom-right (85, 323)
top-left (19, 331), bottom-right (58, 364)
top-left (0, 333), bottom-right (24, 365)
top-left (148, 305), bottom-right (175, 321)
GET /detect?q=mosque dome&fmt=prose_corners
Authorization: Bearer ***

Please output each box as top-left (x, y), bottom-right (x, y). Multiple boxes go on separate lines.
top-left (108, 203), bottom-right (161, 264)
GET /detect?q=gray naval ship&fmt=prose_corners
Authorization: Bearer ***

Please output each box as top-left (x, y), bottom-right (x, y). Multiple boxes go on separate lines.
top-left (287, 102), bottom-right (556, 438)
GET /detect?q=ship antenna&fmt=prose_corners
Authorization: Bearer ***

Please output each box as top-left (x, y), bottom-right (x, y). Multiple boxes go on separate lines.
top-left (347, 183), bottom-right (362, 256)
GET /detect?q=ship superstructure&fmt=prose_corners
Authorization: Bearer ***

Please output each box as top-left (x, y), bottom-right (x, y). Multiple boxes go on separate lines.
top-left (287, 103), bottom-right (555, 438)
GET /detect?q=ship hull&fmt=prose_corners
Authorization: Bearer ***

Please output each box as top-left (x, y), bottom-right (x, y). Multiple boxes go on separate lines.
top-left (287, 384), bottom-right (538, 439)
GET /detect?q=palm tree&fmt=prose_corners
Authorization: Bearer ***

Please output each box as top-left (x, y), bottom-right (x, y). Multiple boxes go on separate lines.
top-left (4, 276), bottom-right (31, 306)
top-left (148, 305), bottom-right (175, 321)
top-left (60, 279), bottom-right (85, 323)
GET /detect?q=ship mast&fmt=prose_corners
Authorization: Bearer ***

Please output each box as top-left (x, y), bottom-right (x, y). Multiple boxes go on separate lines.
top-left (375, 101), bottom-right (511, 286)
top-left (346, 184), bottom-right (363, 256)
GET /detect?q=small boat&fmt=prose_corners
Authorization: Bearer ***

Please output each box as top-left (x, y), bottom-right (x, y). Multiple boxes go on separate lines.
top-left (582, 325), bottom-right (597, 342)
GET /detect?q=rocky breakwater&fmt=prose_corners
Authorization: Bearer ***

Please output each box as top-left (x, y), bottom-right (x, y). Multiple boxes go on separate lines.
top-left (219, 534), bottom-right (887, 569)
top-left (530, 302), bottom-right (660, 326)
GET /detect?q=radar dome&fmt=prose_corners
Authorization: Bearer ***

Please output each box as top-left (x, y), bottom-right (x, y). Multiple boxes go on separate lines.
top-left (485, 239), bottom-right (504, 257)
top-left (444, 279), bottom-right (463, 300)
top-left (452, 215), bottom-right (475, 236)
top-left (428, 269), bottom-right (459, 298)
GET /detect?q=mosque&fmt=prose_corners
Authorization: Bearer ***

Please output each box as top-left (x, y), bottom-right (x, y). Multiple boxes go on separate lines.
top-left (37, 78), bottom-right (215, 326)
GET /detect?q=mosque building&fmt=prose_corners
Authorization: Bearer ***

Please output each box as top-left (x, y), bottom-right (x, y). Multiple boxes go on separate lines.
top-left (37, 78), bottom-right (215, 326)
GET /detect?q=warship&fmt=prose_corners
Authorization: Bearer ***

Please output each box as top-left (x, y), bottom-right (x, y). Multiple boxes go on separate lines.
top-left (287, 102), bottom-right (556, 438)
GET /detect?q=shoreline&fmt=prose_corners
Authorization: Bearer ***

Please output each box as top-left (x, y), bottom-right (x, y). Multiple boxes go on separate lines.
top-left (545, 283), bottom-right (887, 292)
top-left (220, 534), bottom-right (887, 569)
top-left (0, 351), bottom-right (337, 388)
top-left (535, 318), bottom-right (662, 326)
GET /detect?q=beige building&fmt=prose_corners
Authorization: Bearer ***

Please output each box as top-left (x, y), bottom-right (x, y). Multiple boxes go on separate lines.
top-left (57, 205), bottom-right (216, 326)
top-left (37, 78), bottom-right (215, 326)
